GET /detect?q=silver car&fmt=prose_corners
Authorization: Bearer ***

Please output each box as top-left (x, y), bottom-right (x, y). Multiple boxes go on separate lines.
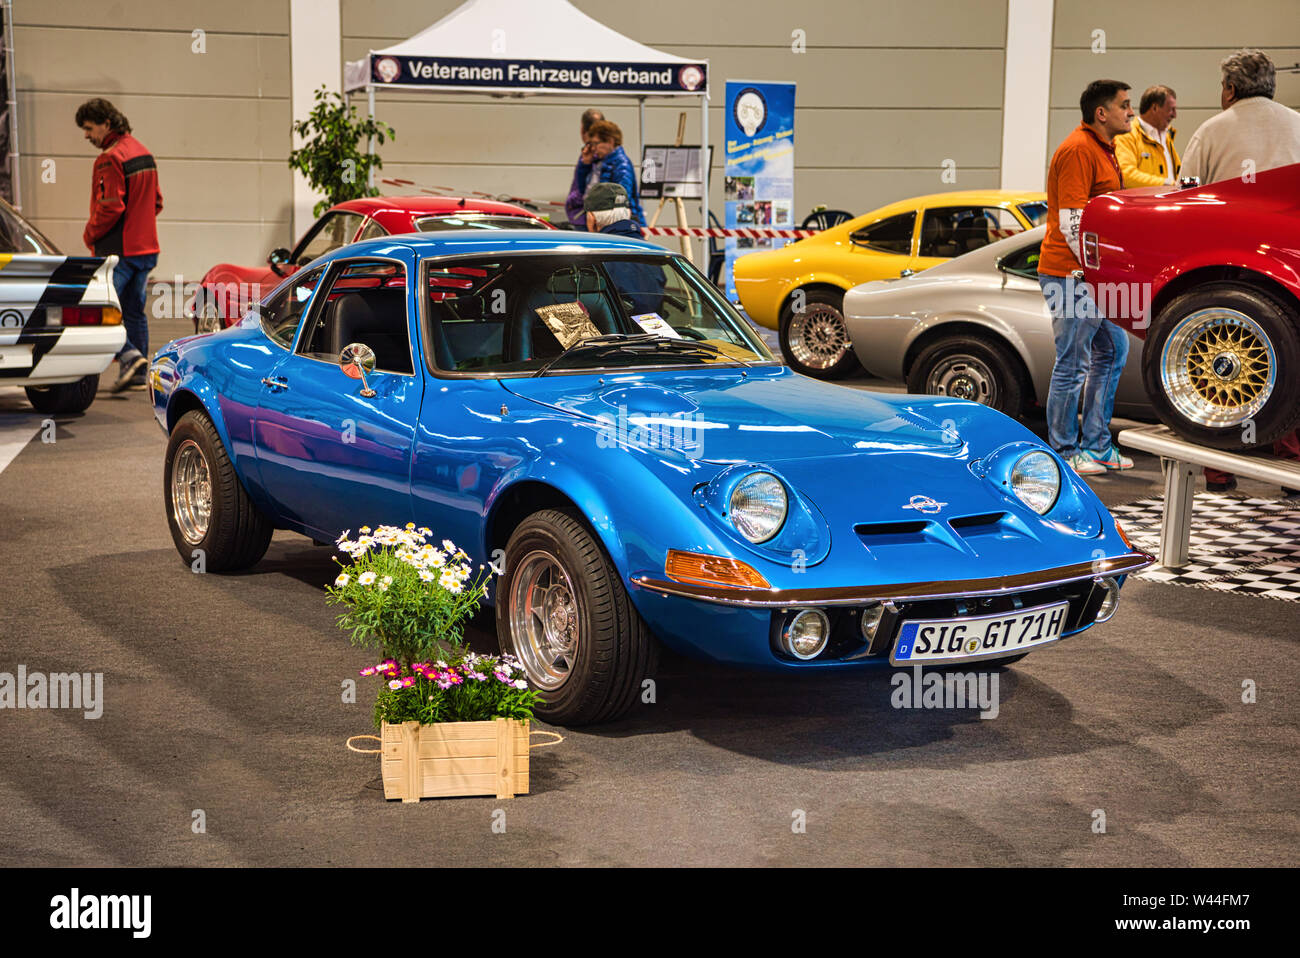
top-left (842, 226), bottom-right (1149, 418)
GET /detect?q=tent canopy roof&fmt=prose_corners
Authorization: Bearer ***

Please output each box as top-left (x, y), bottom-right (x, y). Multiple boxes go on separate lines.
top-left (345, 0), bottom-right (707, 95)
top-left (344, 0), bottom-right (707, 96)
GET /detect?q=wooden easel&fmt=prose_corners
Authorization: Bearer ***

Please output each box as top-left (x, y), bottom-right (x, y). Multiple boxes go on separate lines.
top-left (646, 112), bottom-right (695, 265)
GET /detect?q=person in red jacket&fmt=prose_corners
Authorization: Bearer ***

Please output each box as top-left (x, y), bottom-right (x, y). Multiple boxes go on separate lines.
top-left (77, 98), bottom-right (162, 392)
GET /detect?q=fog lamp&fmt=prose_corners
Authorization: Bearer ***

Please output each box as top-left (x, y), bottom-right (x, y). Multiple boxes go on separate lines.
top-left (781, 609), bottom-right (830, 660)
top-left (859, 604), bottom-right (886, 642)
top-left (1094, 577), bottom-right (1121, 623)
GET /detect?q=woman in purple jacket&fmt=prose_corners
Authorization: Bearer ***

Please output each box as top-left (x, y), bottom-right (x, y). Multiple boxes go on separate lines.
top-left (564, 108), bottom-right (605, 228)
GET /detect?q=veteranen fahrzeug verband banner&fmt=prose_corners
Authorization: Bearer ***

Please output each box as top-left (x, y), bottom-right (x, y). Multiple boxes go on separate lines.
top-left (724, 80), bottom-right (795, 303)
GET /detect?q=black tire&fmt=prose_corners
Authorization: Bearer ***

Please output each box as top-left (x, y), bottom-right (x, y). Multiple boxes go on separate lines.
top-left (164, 410), bottom-right (273, 572)
top-left (1143, 283), bottom-right (1300, 449)
top-left (907, 333), bottom-right (1027, 417)
top-left (24, 374), bottom-right (100, 415)
top-left (778, 288), bottom-right (862, 379)
top-left (496, 508), bottom-right (657, 726)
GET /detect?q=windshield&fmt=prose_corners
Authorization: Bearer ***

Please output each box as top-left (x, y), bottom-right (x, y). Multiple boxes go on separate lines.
top-left (1017, 201), bottom-right (1048, 227)
top-left (414, 214), bottom-right (549, 232)
top-left (424, 253), bottom-right (773, 375)
top-left (0, 199), bottom-right (60, 255)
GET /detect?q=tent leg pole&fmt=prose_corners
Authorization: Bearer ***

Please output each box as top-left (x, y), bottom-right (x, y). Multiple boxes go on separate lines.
top-left (700, 92), bottom-right (709, 267)
top-left (367, 84), bottom-right (376, 190)
top-left (638, 96), bottom-right (645, 161)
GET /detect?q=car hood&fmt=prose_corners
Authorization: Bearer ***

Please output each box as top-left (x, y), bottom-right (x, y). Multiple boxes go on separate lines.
top-left (501, 366), bottom-right (963, 464)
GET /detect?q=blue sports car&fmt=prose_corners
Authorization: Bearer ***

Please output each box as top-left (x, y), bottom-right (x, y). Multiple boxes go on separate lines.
top-left (151, 230), bottom-right (1152, 725)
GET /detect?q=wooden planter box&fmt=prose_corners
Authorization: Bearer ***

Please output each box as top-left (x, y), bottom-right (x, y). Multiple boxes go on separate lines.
top-left (380, 717), bottom-right (529, 802)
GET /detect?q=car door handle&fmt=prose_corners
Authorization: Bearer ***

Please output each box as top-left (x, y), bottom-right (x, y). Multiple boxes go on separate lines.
top-left (261, 376), bottom-right (289, 391)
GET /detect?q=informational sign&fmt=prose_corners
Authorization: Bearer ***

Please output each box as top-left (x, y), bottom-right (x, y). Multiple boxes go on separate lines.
top-left (723, 81), bottom-right (795, 303)
top-left (369, 56), bottom-right (706, 95)
top-left (640, 145), bottom-right (706, 200)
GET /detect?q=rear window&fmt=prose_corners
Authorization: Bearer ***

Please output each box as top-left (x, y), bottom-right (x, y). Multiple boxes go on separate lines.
top-left (0, 200), bottom-right (59, 255)
top-left (414, 215), bottom-right (548, 232)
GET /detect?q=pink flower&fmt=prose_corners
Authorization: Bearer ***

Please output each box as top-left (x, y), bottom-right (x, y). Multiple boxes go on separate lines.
top-left (401, 677), bottom-right (416, 688)
top-left (359, 666), bottom-right (376, 676)
top-left (388, 680), bottom-right (402, 690)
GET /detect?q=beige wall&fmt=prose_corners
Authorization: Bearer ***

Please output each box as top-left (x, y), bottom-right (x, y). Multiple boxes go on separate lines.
top-left (345, 0), bottom-right (1009, 248)
top-left (1048, 1), bottom-right (1300, 170)
top-left (16, 0), bottom-right (1298, 279)
top-left (13, 0), bottom-right (292, 281)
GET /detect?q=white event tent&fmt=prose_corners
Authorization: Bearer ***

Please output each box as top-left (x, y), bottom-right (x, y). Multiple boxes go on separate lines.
top-left (343, 0), bottom-right (710, 234)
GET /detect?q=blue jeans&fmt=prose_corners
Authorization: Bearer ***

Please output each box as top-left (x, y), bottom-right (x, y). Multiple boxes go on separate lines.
top-left (1039, 273), bottom-right (1129, 457)
top-left (112, 253), bottom-right (156, 361)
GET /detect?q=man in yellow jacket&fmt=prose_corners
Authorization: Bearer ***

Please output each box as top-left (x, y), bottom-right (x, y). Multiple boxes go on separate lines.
top-left (1114, 85), bottom-right (1180, 186)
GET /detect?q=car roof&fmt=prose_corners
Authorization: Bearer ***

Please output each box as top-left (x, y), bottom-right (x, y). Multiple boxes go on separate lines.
top-left (314, 229), bottom-right (671, 263)
top-left (836, 190), bottom-right (1047, 232)
top-left (332, 195), bottom-right (542, 219)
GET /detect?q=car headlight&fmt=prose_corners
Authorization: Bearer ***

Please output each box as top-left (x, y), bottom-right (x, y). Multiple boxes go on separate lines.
top-left (729, 472), bottom-right (787, 543)
top-left (1009, 450), bottom-right (1060, 515)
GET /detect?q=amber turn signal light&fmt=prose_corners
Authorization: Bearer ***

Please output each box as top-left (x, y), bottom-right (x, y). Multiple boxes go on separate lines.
top-left (1115, 521), bottom-right (1134, 550)
top-left (664, 550), bottom-right (770, 589)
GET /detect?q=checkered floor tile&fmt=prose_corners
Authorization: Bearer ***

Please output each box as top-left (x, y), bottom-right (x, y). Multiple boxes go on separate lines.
top-left (1111, 493), bottom-right (1300, 602)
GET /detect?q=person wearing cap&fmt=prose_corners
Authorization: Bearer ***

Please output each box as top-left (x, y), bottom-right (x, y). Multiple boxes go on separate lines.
top-left (583, 183), bottom-right (663, 314)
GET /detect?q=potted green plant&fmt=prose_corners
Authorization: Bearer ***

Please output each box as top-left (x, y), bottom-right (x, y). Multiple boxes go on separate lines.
top-left (288, 86), bottom-right (394, 217)
top-left (329, 524), bottom-right (542, 801)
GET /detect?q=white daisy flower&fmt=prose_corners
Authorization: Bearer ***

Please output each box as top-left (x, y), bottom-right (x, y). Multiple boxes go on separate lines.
top-left (358, 571), bottom-right (377, 586)
top-left (334, 573), bottom-right (350, 587)
top-left (378, 576), bottom-right (392, 592)
top-left (419, 569), bottom-right (435, 582)
top-left (442, 539), bottom-right (456, 553)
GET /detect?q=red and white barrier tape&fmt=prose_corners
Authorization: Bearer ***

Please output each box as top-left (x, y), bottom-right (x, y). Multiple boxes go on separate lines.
top-left (644, 226), bottom-right (817, 238)
top-left (379, 178), bottom-right (823, 237)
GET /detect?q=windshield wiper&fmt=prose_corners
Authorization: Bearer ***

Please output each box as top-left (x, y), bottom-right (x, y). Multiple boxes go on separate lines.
top-left (532, 333), bottom-right (754, 377)
top-left (532, 334), bottom-right (660, 377)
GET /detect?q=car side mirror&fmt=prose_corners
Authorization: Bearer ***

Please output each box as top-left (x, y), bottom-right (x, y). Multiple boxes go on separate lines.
top-left (340, 342), bottom-right (377, 398)
top-left (268, 247), bottom-right (292, 277)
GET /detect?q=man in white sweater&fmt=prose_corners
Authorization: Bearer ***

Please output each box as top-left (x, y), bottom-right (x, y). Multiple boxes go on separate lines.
top-left (1179, 48), bottom-right (1300, 496)
top-left (1180, 48), bottom-right (1300, 186)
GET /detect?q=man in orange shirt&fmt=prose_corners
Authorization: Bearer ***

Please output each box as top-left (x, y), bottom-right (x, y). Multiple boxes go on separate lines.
top-left (1038, 80), bottom-right (1135, 476)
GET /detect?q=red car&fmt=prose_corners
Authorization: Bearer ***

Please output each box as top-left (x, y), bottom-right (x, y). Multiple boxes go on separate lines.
top-left (1082, 162), bottom-right (1300, 450)
top-left (190, 195), bottom-right (553, 332)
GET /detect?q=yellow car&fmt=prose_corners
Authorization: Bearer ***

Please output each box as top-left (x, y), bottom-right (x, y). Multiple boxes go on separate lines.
top-left (734, 190), bottom-right (1047, 378)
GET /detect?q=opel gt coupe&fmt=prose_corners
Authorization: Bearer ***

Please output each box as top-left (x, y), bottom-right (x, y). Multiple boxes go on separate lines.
top-left (151, 230), bottom-right (1152, 725)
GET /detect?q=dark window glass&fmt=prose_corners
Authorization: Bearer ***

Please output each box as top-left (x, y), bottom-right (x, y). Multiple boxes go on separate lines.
top-left (356, 218), bottom-right (389, 241)
top-left (259, 267), bottom-right (326, 349)
top-left (413, 214), bottom-right (548, 232)
top-left (849, 212), bottom-right (915, 254)
top-left (918, 206), bottom-right (1025, 258)
top-left (297, 260), bottom-right (412, 374)
top-left (999, 240), bottom-right (1043, 279)
top-left (424, 254), bottom-right (770, 374)
top-left (0, 199), bottom-right (60, 255)
top-left (1018, 201), bottom-right (1048, 227)
top-left (292, 211), bottom-right (365, 265)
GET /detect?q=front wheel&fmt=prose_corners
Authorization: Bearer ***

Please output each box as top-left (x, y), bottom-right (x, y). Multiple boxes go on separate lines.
top-left (1143, 284), bottom-right (1300, 449)
top-left (25, 374), bottom-right (99, 415)
top-left (907, 333), bottom-right (1026, 417)
top-left (496, 509), bottom-right (657, 726)
top-left (779, 288), bottom-right (862, 379)
top-left (164, 410), bottom-right (273, 572)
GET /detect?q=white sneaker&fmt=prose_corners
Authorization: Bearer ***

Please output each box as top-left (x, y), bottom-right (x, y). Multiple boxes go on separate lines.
top-left (1067, 451), bottom-right (1106, 476)
top-left (1085, 443), bottom-right (1135, 470)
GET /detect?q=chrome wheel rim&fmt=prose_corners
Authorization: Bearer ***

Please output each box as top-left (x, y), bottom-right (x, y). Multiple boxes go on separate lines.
top-left (171, 439), bottom-right (212, 545)
top-left (1161, 307), bottom-right (1275, 428)
top-left (509, 550), bottom-right (579, 690)
top-left (788, 303), bottom-right (849, 370)
top-left (926, 354), bottom-right (999, 406)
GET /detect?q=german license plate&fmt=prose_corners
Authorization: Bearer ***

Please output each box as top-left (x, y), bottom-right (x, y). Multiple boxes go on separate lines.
top-left (890, 601), bottom-right (1070, 665)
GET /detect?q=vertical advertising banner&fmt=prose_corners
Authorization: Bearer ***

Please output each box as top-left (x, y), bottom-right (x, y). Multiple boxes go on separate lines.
top-left (723, 81), bottom-right (795, 304)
